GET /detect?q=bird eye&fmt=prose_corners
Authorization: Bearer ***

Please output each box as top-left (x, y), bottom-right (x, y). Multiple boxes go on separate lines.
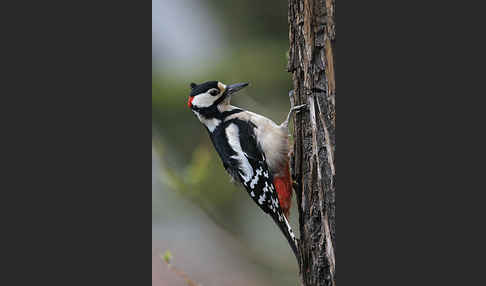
top-left (209, 89), bottom-right (219, 96)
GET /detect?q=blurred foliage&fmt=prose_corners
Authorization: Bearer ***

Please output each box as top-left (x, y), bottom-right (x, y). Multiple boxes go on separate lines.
top-left (164, 143), bottom-right (242, 226)
top-left (162, 250), bottom-right (173, 264)
top-left (205, 0), bottom-right (288, 42)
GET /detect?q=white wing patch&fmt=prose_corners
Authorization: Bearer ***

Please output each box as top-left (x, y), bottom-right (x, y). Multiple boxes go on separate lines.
top-left (271, 197), bottom-right (279, 212)
top-left (249, 167), bottom-right (263, 188)
top-left (225, 123), bottom-right (254, 183)
top-left (263, 181), bottom-right (270, 193)
top-left (258, 193), bottom-right (266, 205)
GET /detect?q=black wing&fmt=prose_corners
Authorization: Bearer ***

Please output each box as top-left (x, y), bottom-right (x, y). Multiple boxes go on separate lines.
top-left (212, 118), bottom-right (298, 260)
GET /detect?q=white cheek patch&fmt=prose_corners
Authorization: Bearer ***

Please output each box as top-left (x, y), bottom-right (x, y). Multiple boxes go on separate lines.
top-left (191, 93), bottom-right (219, 108)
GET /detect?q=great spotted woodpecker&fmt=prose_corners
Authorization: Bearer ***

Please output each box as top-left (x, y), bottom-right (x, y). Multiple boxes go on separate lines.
top-left (187, 80), bottom-right (306, 261)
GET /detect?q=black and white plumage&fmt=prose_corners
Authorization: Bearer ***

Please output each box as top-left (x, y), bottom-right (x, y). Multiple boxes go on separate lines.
top-left (187, 80), bottom-right (305, 262)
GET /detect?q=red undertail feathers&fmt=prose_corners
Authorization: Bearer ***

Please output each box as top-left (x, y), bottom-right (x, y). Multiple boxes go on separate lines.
top-left (273, 161), bottom-right (292, 218)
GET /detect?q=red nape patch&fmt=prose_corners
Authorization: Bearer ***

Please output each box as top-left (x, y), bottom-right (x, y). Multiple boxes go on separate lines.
top-left (187, 96), bottom-right (194, 108)
top-left (273, 162), bottom-right (293, 218)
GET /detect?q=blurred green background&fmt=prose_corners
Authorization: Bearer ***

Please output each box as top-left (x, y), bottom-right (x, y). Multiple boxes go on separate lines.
top-left (152, 1), bottom-right (299, 285)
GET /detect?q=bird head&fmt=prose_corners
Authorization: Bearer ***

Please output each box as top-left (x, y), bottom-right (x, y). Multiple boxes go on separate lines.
top-left (187, 81), bottom-right (249, 110)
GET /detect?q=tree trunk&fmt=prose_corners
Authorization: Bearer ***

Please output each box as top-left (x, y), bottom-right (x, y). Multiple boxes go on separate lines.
top-left (288, 0), bottom-right (336, 285)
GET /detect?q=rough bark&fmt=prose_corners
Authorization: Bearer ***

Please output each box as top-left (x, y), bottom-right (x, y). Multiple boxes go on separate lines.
top-left (288, 0), bottom-right (336, 285)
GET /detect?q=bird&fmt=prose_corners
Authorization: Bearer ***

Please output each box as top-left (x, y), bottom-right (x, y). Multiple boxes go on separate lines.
top-left (187, 80), bottom-right (306, 262)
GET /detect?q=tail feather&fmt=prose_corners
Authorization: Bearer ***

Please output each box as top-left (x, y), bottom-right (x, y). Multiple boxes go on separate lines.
top-left (273, 213), bottom-right (300, 265)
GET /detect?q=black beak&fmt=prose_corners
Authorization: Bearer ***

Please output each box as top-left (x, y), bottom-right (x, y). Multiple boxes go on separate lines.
top-left (224, 82), bottom-right (249, 96)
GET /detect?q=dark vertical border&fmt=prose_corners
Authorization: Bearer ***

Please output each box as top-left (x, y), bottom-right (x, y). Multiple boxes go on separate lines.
top-left (340, 1), bottom-right (485, 285)
top-left (2, 0), bottom-right (152, 284)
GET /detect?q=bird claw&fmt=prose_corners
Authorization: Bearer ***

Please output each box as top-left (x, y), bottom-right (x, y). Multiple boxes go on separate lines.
top-left (288, 91), bottom-right (308, 113)
top-left (292, 104), bottom-right (307, 113)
